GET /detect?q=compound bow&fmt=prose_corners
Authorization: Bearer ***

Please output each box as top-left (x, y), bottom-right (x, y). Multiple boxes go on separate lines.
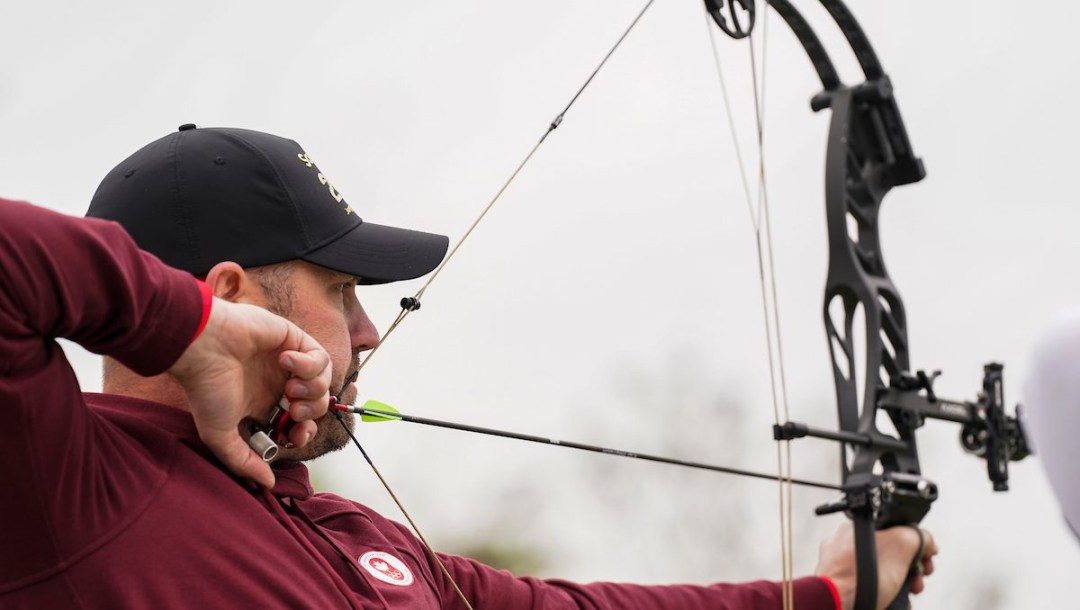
top-left (703, 1), bottom-right (1031, 608)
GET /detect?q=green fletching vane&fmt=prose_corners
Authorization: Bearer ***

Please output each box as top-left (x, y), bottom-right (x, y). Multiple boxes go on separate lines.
top-left (360, 400), bottom-right (401, 422)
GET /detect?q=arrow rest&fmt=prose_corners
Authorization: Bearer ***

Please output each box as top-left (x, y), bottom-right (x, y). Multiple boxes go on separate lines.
top-left (815, 472), bottom-right (937, 525)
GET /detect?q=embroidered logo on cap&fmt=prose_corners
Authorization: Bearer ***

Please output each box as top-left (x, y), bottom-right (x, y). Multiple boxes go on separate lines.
top-left (296, 151), bottom-right (353, 215)
top-left (358, 551), bottom-right (414, 586)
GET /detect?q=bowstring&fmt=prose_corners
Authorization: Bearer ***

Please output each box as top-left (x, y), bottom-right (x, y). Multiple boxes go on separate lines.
top-left (752, 11), bottom-right (798, 610)
top-left (750, 11), bottom-right (797, 609)
top-left (703, 5), bottom-right (795, 609)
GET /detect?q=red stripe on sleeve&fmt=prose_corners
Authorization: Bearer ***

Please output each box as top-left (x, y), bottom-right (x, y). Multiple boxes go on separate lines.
top-left (819, 576), bottom-right (843, 610)
top-left (192, 279), bottom-right (213, 342)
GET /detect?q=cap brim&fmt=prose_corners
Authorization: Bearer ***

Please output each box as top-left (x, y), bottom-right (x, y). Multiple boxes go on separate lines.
top-left (303, 220), bottom-right (449, 285)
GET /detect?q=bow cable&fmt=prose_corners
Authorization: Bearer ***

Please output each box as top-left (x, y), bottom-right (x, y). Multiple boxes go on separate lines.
top-left (703, 5), bottom-right (795, 608)
top-left (337, 3), bottom-right (660, 608)
top-left (351, 0), bottom-right (660, 382)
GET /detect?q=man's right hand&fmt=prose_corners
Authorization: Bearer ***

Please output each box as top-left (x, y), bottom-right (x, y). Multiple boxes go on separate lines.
top-left (167, 296), bottom-right (332, 489)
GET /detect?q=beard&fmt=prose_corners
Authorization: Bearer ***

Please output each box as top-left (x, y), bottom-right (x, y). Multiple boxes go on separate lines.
top-left (276, 370), bottom-right (359, 462)
top-left (278, 411), bottom-right (355, 461)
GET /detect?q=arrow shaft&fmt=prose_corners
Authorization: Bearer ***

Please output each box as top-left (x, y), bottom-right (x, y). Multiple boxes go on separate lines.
top-left (337, 404), bottom-right (840, 491)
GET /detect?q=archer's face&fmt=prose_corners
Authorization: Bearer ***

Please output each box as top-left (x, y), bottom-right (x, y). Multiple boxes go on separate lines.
top-left (256, 260), bottom-right (378, 460)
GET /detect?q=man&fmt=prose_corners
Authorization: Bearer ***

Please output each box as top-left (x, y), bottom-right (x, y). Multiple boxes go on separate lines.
top-left (0, 125), bottom-right (934, 609)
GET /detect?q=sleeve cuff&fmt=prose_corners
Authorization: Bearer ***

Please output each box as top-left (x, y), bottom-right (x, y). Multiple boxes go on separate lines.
top-left (192, 279), bottom-right (213, 343)
top-left (819, 576), bottom-right (843, 610)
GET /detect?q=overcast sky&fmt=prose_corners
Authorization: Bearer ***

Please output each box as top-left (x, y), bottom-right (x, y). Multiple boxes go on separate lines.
top-left (3, 1), bottom-right (1079, 607)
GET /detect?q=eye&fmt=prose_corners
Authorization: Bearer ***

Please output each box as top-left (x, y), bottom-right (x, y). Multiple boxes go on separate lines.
top-left (336, 278), bottom-right (358, 295)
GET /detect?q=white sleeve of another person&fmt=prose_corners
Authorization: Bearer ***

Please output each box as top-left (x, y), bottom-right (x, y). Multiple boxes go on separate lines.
top-left (1024, 309), bottom-right (1080, 540)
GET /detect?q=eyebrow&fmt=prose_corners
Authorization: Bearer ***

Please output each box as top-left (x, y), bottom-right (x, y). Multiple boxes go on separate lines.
top-left (320, 268), bottom-right (358, 283)
top-left (338, 273), bottom-right (362, 285)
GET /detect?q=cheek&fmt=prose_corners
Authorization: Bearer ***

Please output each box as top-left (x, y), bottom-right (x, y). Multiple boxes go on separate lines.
top-left (302, 310), bottom-right (354, 373)
top-left (324, 320), bottom-right (354, 367)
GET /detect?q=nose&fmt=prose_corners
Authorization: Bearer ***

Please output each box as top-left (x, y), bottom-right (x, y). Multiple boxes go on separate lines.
top-left (347, 297), bottom-right (381, 353)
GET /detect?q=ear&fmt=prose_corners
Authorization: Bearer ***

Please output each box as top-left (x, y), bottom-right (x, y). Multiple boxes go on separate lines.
top-left (204, 261), bottom-right (259, 304)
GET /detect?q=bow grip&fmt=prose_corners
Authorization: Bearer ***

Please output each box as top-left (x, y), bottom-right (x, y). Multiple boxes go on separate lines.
top-left (884, 526), bottom-right (925, 610)
top-left (844, 473), bottom-right (935, 610)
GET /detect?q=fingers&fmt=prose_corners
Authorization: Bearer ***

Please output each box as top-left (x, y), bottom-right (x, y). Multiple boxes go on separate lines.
top-left (286, 419), bottom-right (318, 448)
top-left (904, 526), bottom-right (936, 573)
top-left (280, 349), bottom-right (331, 421)
top-left (918, 528), bottom-right (937, 583)
top-left (280, 346), bottom-right (331, 379)
top-left (922, 555), bottom-right (935, 576)
top-left (920, 529), bottom-right (938, 561)
top-left (907, 528), bottom-right (936, 597)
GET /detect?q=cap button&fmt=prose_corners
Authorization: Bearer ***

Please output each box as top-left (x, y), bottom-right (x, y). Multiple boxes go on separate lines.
top-left (178, 123), bottom-right (197, 131)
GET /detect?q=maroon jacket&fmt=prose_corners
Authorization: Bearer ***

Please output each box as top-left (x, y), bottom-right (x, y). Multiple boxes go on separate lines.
top-left (0, 198), bottom-right (840, 609)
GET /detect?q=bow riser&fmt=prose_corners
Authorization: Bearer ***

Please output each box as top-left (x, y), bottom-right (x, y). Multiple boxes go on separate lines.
top-left (823, 80), bottom-right (927, 610)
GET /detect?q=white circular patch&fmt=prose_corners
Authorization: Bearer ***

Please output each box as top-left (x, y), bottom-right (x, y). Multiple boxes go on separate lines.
top-left (358, 551), bottom-right (414, 586)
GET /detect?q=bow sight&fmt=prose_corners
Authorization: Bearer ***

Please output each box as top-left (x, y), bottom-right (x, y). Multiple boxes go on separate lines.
top-left (777, 363), bottom-right (1031, 508)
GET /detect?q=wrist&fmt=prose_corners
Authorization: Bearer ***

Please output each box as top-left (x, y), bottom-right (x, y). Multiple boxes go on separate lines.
top-left (192, 279), bottom-right (214, 342)
top-left (818, 575), bottom-right (846, 610)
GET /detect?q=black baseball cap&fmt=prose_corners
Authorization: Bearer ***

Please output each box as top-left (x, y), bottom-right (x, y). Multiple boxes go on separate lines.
top-left (87, 124), bottom-right (448, 284)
